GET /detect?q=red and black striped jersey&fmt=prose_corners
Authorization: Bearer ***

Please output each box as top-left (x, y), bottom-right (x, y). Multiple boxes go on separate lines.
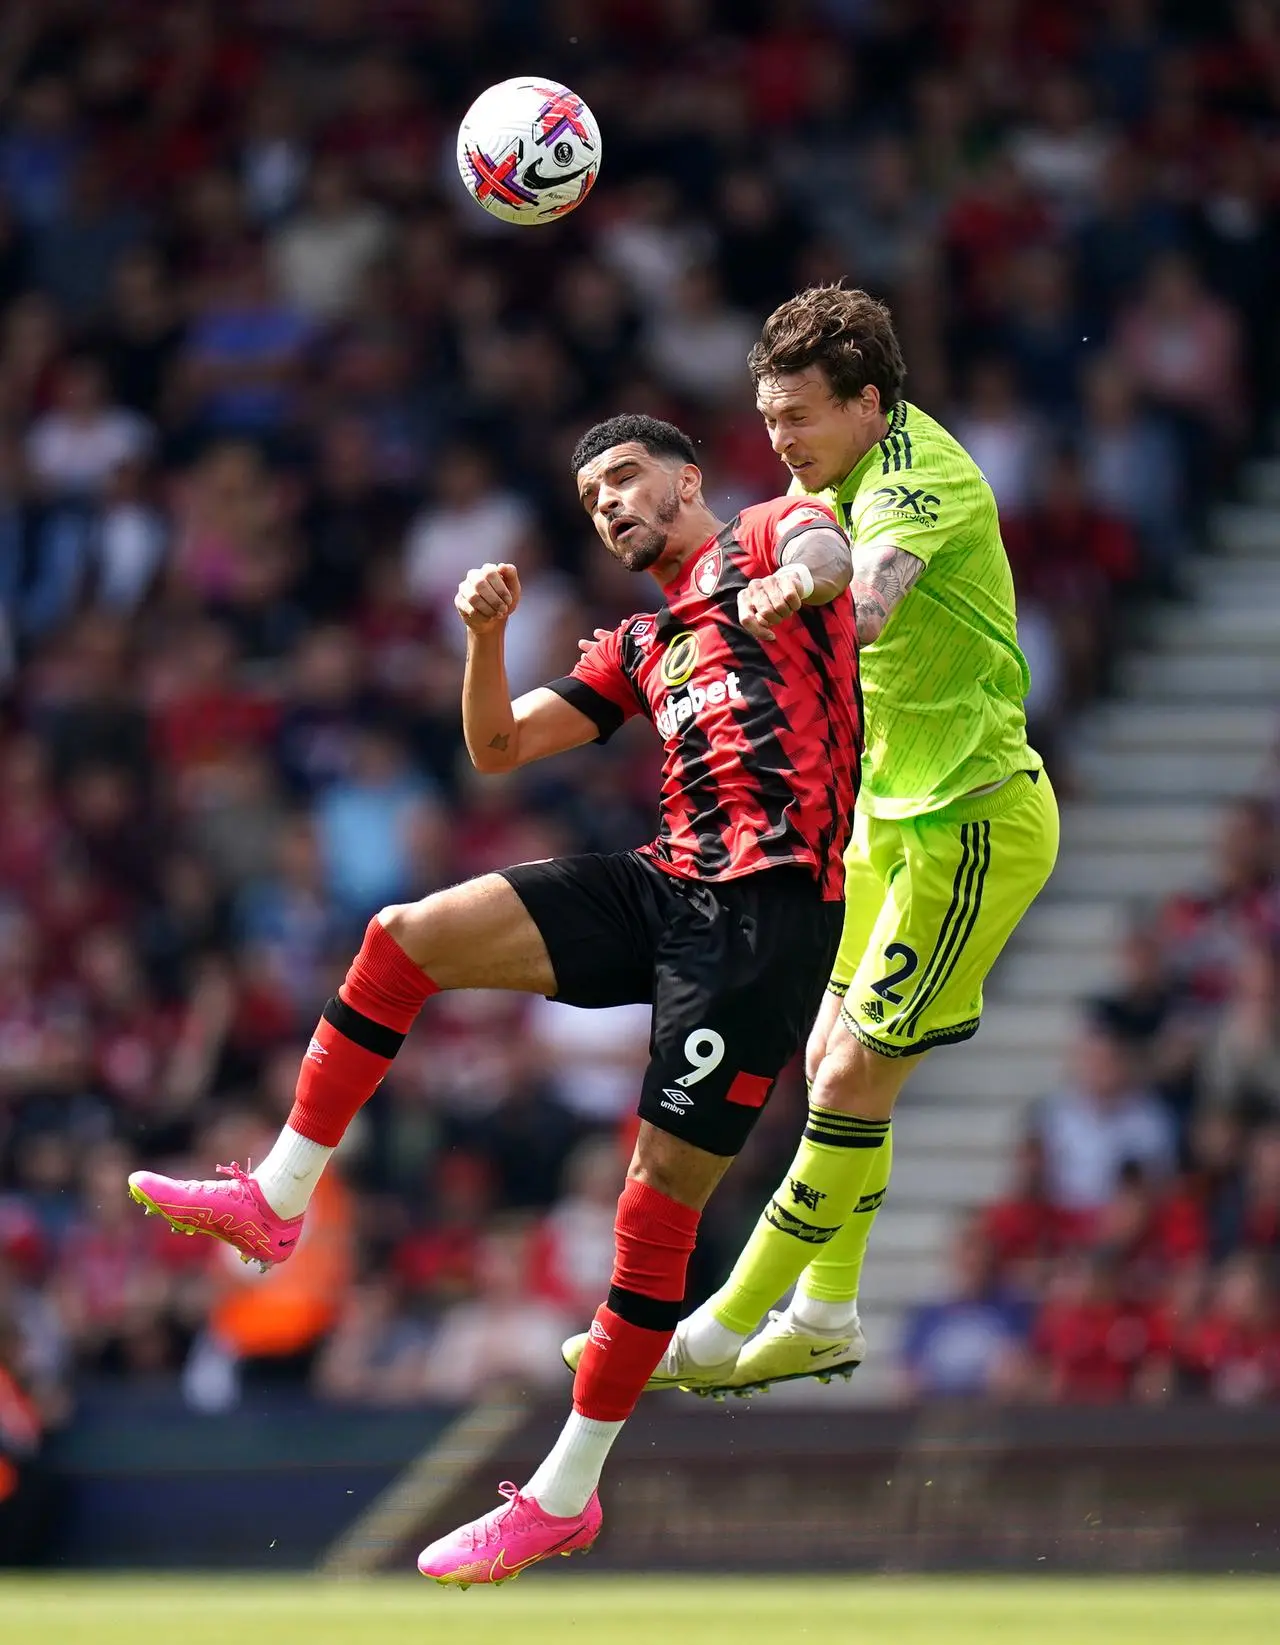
top-left (549, 497), bottom-right (862, 900)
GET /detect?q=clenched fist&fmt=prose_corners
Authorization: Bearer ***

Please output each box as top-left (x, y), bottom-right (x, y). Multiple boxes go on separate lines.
top-left (456, 563), bottom-right (522, 635)
top-left (738, 566), bottom-right (808, 643)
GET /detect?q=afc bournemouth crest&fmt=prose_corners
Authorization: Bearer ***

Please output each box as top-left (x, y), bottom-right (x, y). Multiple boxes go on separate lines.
top-left (692, 545), bottom-right (722, 597)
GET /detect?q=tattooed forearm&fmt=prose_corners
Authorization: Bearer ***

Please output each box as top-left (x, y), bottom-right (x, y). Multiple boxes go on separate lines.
top-left (487, 733), bottom-right (510, 751)
top-left (778, 526), bottom-right (854, 604)
top-left (849, 545), bottom-right (925, 643)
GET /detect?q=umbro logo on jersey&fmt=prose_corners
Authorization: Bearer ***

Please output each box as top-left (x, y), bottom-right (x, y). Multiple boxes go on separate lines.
top-left (631, 617), bottom-right (656, 647)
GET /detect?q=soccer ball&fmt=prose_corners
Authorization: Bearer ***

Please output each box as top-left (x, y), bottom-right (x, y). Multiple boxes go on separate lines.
top-left (456, 78), bottom-right (601, 225)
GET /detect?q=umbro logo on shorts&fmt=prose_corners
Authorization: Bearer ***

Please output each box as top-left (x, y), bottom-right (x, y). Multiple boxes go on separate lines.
top-left (660, 1087), bottom-right (694, 1116)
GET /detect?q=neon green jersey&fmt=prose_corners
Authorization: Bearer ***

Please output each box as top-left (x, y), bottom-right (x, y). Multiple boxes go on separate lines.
top-left (801, 400), bottom-right (1041, 819)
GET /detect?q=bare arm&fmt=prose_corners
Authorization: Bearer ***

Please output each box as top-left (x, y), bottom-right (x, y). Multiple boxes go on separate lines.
top-left (458, 564), bottom-right (601, 773)
top-left (848, 544), bottom-right (926, 645)
top-left (778, 523), bottom-right (854, 605)
top-left (462, 634), bottom-right (601, 774)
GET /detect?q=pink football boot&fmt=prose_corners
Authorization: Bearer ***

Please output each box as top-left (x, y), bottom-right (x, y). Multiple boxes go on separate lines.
top-left (127, 1162), bottom-right (303, 1272)
top-left (417, 1482), bottom-right (601, 1588)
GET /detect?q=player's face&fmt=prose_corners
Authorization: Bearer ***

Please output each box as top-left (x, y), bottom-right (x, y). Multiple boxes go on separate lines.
top-left (576, 441), bottom-right (690, 572)
top-left (756, 368), bottom-right (884, 493)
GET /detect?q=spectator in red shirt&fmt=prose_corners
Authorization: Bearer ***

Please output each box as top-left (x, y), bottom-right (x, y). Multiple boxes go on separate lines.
top-left (943, 148), bottom-right (1053, 325)
top-left (1114, 249), bottom-right (1245, 495)
top-left (980, 1132), bottom-right (1081, 1295)
top-left (1174, 1250), bottom-right (1280, 1404)
top-left (322, 53), bottom-right (434, 204)
top-left (1002, 445), bottom-right (1139, 709)
top-left (149, 619), bottom-right (278, 789)
top-left (393, 1151), bottom-right (494, 1307)
top-left (1032, 1250), bottom-right (1171, 1403)
top-left (1240, 1124), bottom-right (1280, 1254)
top-left (1160, 797), bottom-right (1276, 1010)
top-left (1197, 935), bottom-right (1280, 1121)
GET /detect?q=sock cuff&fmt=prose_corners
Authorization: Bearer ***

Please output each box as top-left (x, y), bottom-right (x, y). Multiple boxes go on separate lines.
top-left (612, 1178), bottom-right (699, 1302)
top-left (616, 1177), bottom-right (701, 1240)
top-left (338, 917), bottom-right (439, 1034)
top-left (804, 1106), bottom-right (891, 1149)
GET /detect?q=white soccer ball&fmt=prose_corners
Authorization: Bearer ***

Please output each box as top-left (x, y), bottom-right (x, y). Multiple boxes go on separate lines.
top-left (456, 77), bottom-right (602, 225)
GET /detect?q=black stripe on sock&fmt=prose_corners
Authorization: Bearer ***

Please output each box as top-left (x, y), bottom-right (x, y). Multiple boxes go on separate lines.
top-left (606, 1285), bottom-right (682, 1333)
top-left (764, 1200), bottom-right (842, 1244)
top-left (855, 1188), bottom-right (886, 1212)
top-left (803, 1124), bottom-right (886, 1148)
top-left (806, 1108), bottom-right (889, 1131)
top-left (322, 995), bottom-right (406, 1060)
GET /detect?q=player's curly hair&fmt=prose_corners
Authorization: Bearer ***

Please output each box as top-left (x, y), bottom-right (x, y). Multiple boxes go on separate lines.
top-left (571, 414), bottom-right (698, 477)
top-left (749, 285), bottom-right (907, 408)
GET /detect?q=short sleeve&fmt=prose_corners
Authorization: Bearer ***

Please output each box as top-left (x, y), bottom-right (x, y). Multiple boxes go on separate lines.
top-left (847, 466), bottom-right (965, 570)
top-left (772, 499), bottom-right (841, 567)
top-left (544, 625), bottom-right (642, 744)
top-left (738, 496), bottom-right (840, 576)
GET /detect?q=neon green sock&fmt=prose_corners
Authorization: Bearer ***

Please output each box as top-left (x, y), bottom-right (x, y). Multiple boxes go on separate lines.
top-left (711, 1105), bottom-right (891, 1336)
top-left (796, 1124), bottom-right (893, 1304)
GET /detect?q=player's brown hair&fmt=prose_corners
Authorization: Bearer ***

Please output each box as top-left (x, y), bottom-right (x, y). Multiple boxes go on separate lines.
top-left (748, 285), bottom-right (907, 409)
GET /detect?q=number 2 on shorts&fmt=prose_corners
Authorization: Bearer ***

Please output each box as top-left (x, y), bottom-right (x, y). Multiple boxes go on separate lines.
top-left (675, 1028), bottom-right (726, 1087)
top-left (869, 942), bottom-right (919, 1005)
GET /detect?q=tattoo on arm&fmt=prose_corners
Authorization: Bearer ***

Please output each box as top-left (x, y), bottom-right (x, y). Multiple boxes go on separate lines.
top-left (487, 733), bottom-right (510, 752)
top-left (849, 545), bottom-right (925, 643)
top-left (778, 526), bottom-right (854, 604)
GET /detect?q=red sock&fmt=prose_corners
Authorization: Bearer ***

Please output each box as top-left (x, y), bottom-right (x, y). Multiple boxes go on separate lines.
top-left (573, 1179), bottom-right (700, 1422)
top-left (289, 918), bottom-right (439, 1147)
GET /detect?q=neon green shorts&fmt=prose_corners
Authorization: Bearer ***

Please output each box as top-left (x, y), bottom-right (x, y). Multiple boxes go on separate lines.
top-left (830, 769), bottom-right (1059, 1058)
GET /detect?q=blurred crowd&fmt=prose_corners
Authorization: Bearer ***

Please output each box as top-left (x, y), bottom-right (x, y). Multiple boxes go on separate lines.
top-left (0, 0), bottom-right (1278, 1470)
top-left (905, 794), bottom-right (1280, 1405)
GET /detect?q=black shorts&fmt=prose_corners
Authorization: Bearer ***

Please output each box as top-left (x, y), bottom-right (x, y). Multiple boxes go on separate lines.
top-left (499, 852), bottom-right (842, 1156)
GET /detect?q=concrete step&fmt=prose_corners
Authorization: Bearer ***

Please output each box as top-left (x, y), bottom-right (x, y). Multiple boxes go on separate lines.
top-left (893, 1103), bottom-right (1024, 1155)
top-left (1078, 704), bottom-right (1276, 754)
top-left (1179, 555), bottom-right (1280, 603)
top-left (907, 1048), bottom-right (1062, 1103)
top-left (1048, 846), bottom-right (1206, 899)
top-left (1015, 898), bottom-right (1125, 950)
top-left (1072, 747), bottom-right (1265, 800)
top-left (889, 1149), bottom-right (1008, 1209)
top-left (961, 1002), bottom-right (1074, 1057)
top-left (1120, 650), bottom-right (1280, 701)
top-left (1057, 803), bottom-right (1219, 851)
top-left (873, 1206), bottom-right (955, 1257)
top-left (1151, 604), bottom-right (1280, 649)
top-left (996, 947), bottom-right (1118, 1002)
top-left (1211, 503), bottom-right (1280, 556)
top-left (858, 1248), bottom-right (949, 1306)
top-left (1245, 458), bottom-right (1280, 506)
